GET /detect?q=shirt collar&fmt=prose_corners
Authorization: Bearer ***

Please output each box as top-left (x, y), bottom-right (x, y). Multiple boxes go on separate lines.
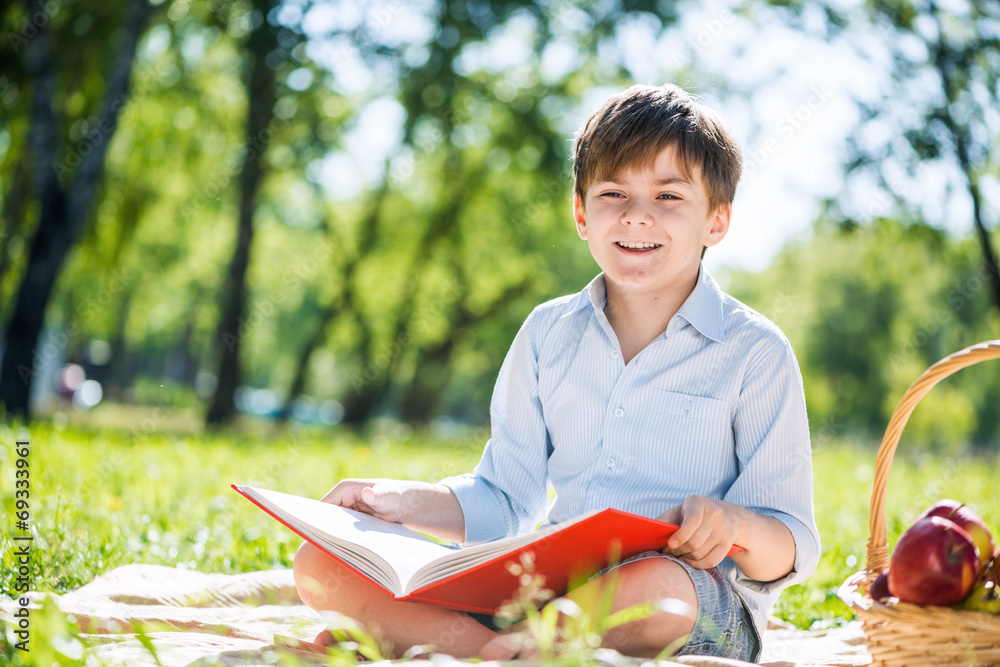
top-left (676, 264), bottom-right (726, 343)
top-left (583, 273), bottom-right (608, 312)
top-left (575, 264), bottom-right (726, 343)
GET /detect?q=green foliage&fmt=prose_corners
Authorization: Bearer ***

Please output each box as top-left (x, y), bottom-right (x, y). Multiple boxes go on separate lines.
top-left (1, 595), bottom-right (90, 667)
top-left (727, 218), bottom-right (1000, 450)
top-left (1, 0), bottom-right (682, 426)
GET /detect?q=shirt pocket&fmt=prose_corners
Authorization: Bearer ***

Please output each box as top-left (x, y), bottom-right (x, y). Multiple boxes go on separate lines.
top-left (649, 390), bottom-right (730, 422)
top-left (641, 390), bottom-right (735, 494)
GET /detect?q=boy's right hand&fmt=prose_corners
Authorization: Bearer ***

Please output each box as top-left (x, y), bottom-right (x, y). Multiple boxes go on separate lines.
top-left (320, 479), bottom-right (467, 543)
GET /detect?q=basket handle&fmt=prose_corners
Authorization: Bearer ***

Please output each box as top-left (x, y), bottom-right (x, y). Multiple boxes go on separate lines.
top-left (865, 340), bottom-right (1000, 582)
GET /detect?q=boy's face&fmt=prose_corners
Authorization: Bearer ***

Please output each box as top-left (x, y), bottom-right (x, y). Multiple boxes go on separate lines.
top-left (573, 144), bottom-right (730, 297)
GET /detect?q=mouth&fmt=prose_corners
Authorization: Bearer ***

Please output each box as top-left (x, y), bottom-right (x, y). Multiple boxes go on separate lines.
top-left (615, 241), bottom-right (662, 252)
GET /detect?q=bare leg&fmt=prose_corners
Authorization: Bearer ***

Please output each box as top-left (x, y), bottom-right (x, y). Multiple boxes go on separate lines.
top-left (292, 541), bottom-right (498, 658)
top-left (480, 556), bottom-right (698, 660)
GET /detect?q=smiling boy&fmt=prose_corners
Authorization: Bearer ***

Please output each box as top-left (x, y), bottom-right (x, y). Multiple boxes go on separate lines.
top-left (293, 84), bottom-right (820, 662)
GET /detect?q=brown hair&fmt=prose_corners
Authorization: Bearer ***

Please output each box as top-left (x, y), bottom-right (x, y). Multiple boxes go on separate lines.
top-left (571, 84), bottom-right (742, 212)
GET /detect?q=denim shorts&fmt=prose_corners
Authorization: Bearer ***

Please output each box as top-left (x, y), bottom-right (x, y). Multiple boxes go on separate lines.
top-left (468, 550), bottom-right (760, 662)
top-left (610, 551), bottom-right (761, 662)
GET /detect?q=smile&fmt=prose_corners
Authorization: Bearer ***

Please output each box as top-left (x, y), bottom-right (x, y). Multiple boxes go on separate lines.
top-left (615, 241), bottom-right (661, 249)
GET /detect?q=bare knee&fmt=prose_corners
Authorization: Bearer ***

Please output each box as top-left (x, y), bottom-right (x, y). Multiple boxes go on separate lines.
top-left (602, 558), bottom-right (698, 658)
top-left (293, 541), bottom-right (342, 610)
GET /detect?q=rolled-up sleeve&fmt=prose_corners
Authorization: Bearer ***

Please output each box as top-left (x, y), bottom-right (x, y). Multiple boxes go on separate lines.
top-left (724, 337), bottom-right (821, 591)
top-left (440, 308), bottom-right (552, 545)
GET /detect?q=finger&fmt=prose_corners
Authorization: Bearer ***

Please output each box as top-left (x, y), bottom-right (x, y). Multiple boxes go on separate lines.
top-left (678, 529), bottom-right (711, 557)
top-left (361, 483), bottom-right (404, 520)
top-left (668, 499), bottom-right (704, 549)
top-left (681, 543), bottom-right (730, 570)
top-left (322, 481), bottom-right (370, 507)
top-left (360, 485), bottom-right (386, 511)
top-left (657, 505), bottom-right (683, 526)
top-left (678, 537), bottom-right (715, 563)
top-left (320, 482), bottom-right (351, 505)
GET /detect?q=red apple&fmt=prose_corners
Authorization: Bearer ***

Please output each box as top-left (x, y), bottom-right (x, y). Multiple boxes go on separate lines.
top-left (888, 516), bottom-right (980, 606)
top-left (919, 499), bottom-right (994, 565)
top-left (869, 568), bottom-right (893, 603)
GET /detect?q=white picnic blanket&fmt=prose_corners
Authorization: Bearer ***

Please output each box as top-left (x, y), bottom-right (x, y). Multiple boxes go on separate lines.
top-left (0, 564), bottom-right (871, 666)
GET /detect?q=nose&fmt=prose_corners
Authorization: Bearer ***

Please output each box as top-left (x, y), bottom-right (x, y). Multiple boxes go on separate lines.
top-left (620, 199), bottom-right (653, 226)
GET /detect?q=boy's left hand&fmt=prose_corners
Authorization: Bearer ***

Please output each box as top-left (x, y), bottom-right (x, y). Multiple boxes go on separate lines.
top-left (656, 495), bottom-right (741, 569)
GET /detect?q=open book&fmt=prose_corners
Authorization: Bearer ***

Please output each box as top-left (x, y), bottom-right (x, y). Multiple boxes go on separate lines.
top-left (233, 484), bottom-right (743, 614)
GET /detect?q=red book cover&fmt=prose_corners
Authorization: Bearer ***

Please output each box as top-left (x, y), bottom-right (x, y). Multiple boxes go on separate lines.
top-left (233, 484), bottom-right (743, 615)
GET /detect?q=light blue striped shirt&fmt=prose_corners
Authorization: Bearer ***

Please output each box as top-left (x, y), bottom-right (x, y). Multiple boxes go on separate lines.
top-left (441, 264), bottom-right (820, 639)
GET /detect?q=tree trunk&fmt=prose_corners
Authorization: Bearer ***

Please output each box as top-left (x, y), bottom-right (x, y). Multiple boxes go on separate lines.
top-left (105, 287), bottom-right (134, 401)
top-left (205, 0), bottom-right (279, 426)
top-left (275, 302), bottom-right (337, 423)
top-left (962, 156), bottom-right (1000, 314)
top-left (0, 0), bottom-right (154, 419)
top-left (929, 3), bottom-right (1000, 315)
top-left (398, 278), bottom-right (530, 423)
top-left (399, 347), bottom-right (453, 424)
top-left (336, 293), bottom-right (384, 425)
top-left (304, 182), bottom-right (388, 426)
top-left (340, 370), bottom-right (391, 425)
top-left (339, 162), bottom-right (490, 425)
top-left (0, 152), bottom-right (30, 299)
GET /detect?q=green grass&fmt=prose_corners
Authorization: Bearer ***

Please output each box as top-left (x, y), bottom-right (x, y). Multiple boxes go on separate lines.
top-left (0, 418), bottom-right (485, 596)
top-left (2, 417), bottom-right (1000, 661)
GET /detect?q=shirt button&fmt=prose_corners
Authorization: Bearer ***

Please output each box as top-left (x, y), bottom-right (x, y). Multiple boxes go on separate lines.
top-left (683, 400), bottom-right (692, 411)
top-left (614, 407), bottom-right (624, 417)
top-left (606, 457), bottom-right (615, 468)
top-left (610, 350), bottom-right (618, 358)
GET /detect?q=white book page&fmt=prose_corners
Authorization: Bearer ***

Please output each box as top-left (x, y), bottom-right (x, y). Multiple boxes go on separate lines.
top-left (240, 486), bottom-right (458, 594)
top-left (405, 509), bottom-right (601, 593)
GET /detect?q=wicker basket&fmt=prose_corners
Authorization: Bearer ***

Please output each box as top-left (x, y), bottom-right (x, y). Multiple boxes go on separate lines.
top-left (838, 340), bottom-right (1000, 666)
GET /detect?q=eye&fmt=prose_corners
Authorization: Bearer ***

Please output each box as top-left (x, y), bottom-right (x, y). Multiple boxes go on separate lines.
top-left (658, 193), bottom-right (681, 200)
top-left (600, 192), bottom-right (625, 199)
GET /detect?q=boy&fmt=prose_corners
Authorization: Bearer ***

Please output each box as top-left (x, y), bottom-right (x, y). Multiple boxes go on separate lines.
top-left (293, 83), bottom-right (820, 662)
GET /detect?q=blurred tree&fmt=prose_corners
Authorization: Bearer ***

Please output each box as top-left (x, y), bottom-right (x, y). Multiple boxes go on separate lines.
top-left (728, 217), bottom-right (1000, 449)
top-left (0, 0), bottom-right (156, 419)
top-left (1, 0), bottom-right (719, 429)
top-left (871, 0), bottom-right (1000, 313)
top-left (204, 0), bottom-right (285, 426)
top-left (280, 0), bottom-right (673, 425)
top-left (768, 0), bottom-right (1000, 315)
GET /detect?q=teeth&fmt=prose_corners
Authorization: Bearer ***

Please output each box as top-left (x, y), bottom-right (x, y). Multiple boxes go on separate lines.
top-left (617, 241), bottom-right (660, 249)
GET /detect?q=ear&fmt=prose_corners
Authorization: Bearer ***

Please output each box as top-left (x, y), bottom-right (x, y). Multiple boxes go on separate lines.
top-left (573, 193), bottom-right (588, 240)
top-left (702, 203), bottom-right (731, 248)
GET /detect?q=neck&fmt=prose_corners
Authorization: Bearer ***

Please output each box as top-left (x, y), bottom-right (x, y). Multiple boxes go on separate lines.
top-left (603, 270), bottom-right (700, 363)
